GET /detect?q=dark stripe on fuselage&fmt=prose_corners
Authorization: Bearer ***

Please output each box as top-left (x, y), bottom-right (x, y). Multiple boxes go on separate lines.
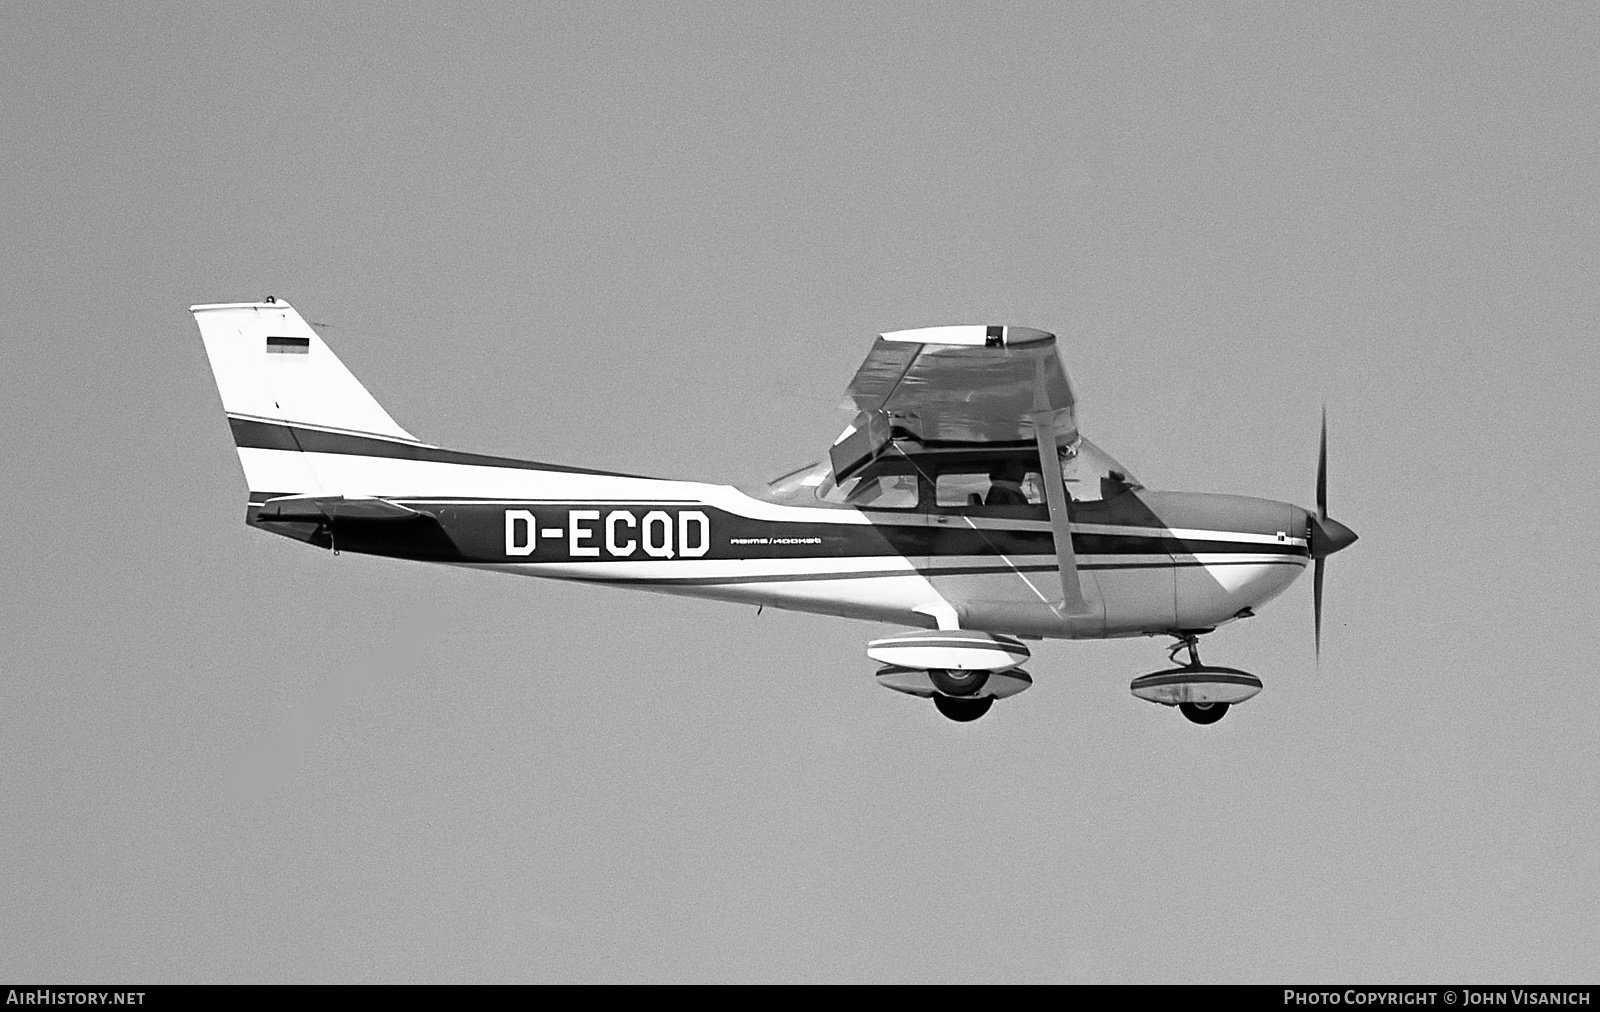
top-left (245, 496), bottom-right (1309, 567)
top-left (228, 417), bottom-right (648, 478)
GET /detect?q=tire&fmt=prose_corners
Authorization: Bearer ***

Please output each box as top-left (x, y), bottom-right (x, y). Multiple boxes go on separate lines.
top-left (933, 694), bottom-right (994, 722)
top-left (1179, 701), bottom-right (1230, 725)
top-left (927, 667), bottom-right (990, 697)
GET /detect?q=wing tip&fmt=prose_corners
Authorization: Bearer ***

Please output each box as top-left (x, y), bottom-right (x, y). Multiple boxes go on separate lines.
top-left (878, 325), bottom-right (1054, 347)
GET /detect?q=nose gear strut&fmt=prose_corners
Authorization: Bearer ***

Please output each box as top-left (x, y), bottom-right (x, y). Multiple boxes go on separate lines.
top-left (1168, 632), bottom-right (1204, 669)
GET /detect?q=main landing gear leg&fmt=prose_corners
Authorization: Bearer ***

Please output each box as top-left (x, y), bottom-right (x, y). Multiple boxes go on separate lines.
top-left (1168, 634), bottom-right (1230, 726)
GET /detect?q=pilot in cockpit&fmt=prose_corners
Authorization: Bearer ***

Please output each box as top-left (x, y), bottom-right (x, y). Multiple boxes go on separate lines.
top-left (984, 459), bottom-right (1031, 507)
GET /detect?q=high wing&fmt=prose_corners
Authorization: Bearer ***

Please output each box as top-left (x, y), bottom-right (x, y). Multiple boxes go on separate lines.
top-left (830, 324), bottom-right (1090, 614)
top-left (837, 325), bottom-right (1077, 452)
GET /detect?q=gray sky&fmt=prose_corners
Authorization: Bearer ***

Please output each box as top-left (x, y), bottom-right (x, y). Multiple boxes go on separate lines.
top-left (3, 2), bottom-right (1598, 983)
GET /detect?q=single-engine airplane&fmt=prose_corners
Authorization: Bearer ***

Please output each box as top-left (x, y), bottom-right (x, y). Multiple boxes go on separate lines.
top-left (194, 299), bottom-right (1356, 724)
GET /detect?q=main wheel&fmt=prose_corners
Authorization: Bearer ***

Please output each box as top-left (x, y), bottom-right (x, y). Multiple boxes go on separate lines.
top-left (1179, 701), bottom-right (1230, 725)
top-left (927, 667), bottom-right (990, 697)
top-left (933, 694), bottom-right (994, 722)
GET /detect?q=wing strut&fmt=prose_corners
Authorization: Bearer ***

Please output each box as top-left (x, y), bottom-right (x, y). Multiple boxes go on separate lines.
top-left (1031, 412), bottom-right (1090, 615)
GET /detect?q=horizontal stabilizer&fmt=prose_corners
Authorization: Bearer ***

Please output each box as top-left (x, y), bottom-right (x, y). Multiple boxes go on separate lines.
top-left (257, 494), bottom-right (429, 522)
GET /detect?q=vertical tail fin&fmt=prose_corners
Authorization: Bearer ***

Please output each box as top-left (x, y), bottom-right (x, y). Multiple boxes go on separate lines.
top-left (192, 298), bottom-right (414, 439)
top-left (192, 297), bottom-right (418, 497)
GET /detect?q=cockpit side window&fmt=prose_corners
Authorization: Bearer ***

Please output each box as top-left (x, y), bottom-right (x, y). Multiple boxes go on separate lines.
top-left (935, 470), bottom-right (1046, 508)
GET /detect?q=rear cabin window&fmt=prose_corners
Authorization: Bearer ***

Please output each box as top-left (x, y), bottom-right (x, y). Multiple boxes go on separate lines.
top-left (935, 471), bottom-right (1046, 508)
top-left (817, 472), bottom-right (920, 509)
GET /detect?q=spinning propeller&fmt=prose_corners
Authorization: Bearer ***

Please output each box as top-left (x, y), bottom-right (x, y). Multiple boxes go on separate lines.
top-left (1308, 408), bottom-right (1358, 658)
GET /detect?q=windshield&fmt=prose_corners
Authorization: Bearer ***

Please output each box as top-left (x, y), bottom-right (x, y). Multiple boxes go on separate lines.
top-left (1062, 437), bottom-right (1142, 501)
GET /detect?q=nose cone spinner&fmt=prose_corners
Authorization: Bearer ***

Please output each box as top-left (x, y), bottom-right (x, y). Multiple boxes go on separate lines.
top-left (1310, 514), bottom-right (1358, 559)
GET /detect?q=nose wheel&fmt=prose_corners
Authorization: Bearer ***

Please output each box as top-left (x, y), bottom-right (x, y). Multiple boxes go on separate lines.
top-left (1128, 634), bottom-right (1262, 725)
top-left (1170, 635), bottom-right (1234, 726)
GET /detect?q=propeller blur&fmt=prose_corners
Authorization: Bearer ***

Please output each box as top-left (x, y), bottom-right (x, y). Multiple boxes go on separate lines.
top-left (1309, 408), bottom-right (1359, 659)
